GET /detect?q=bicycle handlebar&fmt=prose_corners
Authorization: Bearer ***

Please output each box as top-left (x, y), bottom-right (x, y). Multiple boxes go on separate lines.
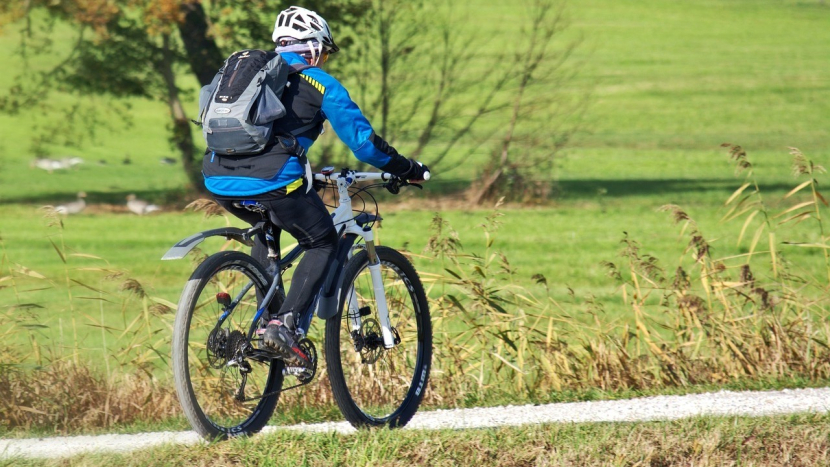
top-left (312, 169), bottom-right (431, 182)
top-left (312, 172), bottom-right (390, 182)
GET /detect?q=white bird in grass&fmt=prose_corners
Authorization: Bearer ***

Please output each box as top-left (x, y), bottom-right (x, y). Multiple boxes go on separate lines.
top-left (59, 157), bottom-right (84, 168)
top-left (31, 157), bottom-right (84, 173)
top-left (55, 192), bottom-right (87, 215)
top-left (32, 158), bottom-right (64, 173)
top-left (126, 194), bottom-right (161, 215)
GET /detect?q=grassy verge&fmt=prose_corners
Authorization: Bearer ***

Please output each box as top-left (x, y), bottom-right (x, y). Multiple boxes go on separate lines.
top-left (6, 413), bottom-right (830, 467)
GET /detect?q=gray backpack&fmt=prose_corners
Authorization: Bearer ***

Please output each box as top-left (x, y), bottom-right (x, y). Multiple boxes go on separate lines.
top-left (197, 50), bottom-right (311, 156)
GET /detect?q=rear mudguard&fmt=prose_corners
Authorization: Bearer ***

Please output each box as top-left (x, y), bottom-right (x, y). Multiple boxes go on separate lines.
top-left (161, 227), bottom-right (257, 260)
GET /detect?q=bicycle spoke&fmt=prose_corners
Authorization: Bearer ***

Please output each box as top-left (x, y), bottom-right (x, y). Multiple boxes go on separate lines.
top-left (173, 252), bottom-right (284, 439)
top-left (327, 248), bottom-right (431, 427)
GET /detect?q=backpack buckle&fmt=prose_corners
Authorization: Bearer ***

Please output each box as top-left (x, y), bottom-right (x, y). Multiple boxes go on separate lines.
top-left (276, 134), bottom-right (306, 158)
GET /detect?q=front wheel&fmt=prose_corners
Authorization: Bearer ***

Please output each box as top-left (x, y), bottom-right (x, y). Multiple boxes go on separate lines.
top-left (172, 251), bottom-right (283, 440)
top-left (325, 246), bottom-right (432, 428)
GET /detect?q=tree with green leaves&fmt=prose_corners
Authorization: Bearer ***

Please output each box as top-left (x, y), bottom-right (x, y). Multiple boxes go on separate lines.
top-left (1, 0), bottom-right (584, 202)
top-left (0, 0), bottom-right (366, 192)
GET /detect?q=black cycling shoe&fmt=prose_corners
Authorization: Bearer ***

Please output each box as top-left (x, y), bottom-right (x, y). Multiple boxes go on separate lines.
top-left (261, 319), bottom-right (310, 366)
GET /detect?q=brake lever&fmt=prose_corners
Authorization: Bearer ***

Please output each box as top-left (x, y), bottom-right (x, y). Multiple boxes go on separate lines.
top-left (385, 177), bottom-right (424, 194)
top-left (385, 178), bottom-right (402, 194)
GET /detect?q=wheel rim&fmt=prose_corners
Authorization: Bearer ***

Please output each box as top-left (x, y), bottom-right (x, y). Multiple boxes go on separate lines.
top-left (338, 260), bottom-right (424, 421)
top-left (186, 263), bottom-right (276, 431)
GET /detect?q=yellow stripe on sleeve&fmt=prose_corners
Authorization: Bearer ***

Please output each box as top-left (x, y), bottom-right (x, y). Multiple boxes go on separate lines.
top-left (300, 74), bottom-right (326, 95)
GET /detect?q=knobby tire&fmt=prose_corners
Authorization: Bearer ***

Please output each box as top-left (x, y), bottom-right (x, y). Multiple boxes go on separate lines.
top-left (324, 246), bottom-right (432, 428)
top-left (172, 251), bottom-right (284, 440)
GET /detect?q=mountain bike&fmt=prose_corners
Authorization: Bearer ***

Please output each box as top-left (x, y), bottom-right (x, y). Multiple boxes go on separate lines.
top-left (164, 168), bottom-right (432, 440)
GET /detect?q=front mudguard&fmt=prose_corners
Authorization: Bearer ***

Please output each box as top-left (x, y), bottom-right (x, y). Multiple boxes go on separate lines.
top-left (161, 226), bottom-right (258, 260)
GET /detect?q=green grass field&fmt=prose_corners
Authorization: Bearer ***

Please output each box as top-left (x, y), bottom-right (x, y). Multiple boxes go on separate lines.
top-left (1, 0), bottom-right (829, 432)
top-left (1, 0), bottom-right (827, 201)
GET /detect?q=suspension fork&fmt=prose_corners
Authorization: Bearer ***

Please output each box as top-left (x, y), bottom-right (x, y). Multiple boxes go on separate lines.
top-left (364, 240), bottom-right (396, 349)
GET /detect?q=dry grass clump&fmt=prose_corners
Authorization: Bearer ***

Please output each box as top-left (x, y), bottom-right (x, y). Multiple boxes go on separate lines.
top-left (0, 356), bottom-right (178, 432)
top-left (185, 198), bottom-right (230, 222)
top-left (0, 216), bottom-right (179, 433)
top-left (424, 145), bottom-right (830, 401)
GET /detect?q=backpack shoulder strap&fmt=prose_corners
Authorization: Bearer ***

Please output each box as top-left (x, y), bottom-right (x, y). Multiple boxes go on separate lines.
top-left (282, 63), bottom-right (322, 136)
top-left (288, 121), bottom-right (322, 136)
top-left (289, 63), bottom-right (317, 74)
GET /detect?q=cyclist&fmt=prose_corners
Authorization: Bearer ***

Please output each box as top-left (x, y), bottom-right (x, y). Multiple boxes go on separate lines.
top-left (202, 6), bottom-right (428, 365)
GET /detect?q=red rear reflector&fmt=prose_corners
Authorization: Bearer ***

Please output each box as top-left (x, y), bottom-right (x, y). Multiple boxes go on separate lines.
top-left (216, 293), bottom-right (231, 306)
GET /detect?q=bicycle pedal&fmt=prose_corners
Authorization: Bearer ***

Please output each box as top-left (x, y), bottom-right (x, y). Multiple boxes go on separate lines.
top-left (282, 366), bottom-right (312, 377)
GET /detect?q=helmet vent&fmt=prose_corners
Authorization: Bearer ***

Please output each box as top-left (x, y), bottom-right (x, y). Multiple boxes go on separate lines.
top-left (273, 6), bottom-right (339, 53)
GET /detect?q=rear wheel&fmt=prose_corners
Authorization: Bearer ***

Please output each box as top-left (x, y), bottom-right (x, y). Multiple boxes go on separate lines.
top-left (172, 251), bottom-right (283, 440)
top-left (325, 246), bottom-right (432, 428)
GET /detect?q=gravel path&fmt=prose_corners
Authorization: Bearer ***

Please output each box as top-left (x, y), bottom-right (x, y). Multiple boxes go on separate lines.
top-left (3, 387), bottom-right (829, 460)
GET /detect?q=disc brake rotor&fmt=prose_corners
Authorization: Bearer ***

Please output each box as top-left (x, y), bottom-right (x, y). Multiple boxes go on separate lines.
top-left (358, 318), bottom-right (383, 364)
top-left (206, 327), bottom-right (229, 369)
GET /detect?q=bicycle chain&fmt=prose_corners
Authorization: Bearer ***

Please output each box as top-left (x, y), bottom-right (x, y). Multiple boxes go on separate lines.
top-left (241, 338), bottom-right (317, 402)
top-left (245, 379), bottom-right (310, 401)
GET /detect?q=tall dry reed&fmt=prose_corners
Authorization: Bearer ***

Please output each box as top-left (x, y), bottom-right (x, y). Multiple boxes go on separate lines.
top-left (426, 145), bottom-right (830, 400)
top-left (0, 208), bottom-right (178, 432)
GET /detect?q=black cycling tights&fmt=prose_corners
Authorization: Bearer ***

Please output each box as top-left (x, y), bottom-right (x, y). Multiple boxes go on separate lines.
top-left (215, 185), bottom-right (339, 330)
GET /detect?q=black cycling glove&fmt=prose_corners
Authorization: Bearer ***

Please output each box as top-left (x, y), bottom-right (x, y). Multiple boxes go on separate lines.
top-left (402, 160), bottom-right (429, 181)
top-left (380, 156), bottom-right (429, 181)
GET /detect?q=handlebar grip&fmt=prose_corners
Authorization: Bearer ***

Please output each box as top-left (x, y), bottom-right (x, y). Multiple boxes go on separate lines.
top-left (422, 170), bottom-right (431, 181)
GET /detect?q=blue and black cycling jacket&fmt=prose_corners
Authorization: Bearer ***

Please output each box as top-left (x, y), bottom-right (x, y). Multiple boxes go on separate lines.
top-left (203, 52), bottom-right (410, 197)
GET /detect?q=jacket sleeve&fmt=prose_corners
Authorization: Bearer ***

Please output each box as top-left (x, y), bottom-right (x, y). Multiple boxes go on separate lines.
top-left (310, 69), bottom-right (411, 175)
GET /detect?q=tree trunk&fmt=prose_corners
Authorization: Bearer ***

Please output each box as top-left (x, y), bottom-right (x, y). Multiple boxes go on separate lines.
top-left (159, 34), bottom-right (206, 194)
top-left (177, 1), bottom-right (224, 86)
top-left (472, 71), bottom-right (527, 205)
top-left (378, 0), bottom-right (390, 137)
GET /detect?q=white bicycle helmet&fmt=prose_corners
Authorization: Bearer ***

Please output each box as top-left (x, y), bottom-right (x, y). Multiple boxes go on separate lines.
top-left (272, 6), bottom-right (339, 54)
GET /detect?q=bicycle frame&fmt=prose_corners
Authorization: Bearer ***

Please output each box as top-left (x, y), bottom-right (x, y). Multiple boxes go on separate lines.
top-left (162, 169), bottom-right (400, 349)
top-left (314, 169), bottom-right (397, 349)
